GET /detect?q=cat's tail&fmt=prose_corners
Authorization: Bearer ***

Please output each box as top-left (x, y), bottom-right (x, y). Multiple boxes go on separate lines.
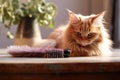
top-left (49, 25), bottom-right (67, 48)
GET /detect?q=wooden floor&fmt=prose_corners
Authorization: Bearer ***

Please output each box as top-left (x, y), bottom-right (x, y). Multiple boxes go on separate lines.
top-left (0, 49), bottom-right (120, 80)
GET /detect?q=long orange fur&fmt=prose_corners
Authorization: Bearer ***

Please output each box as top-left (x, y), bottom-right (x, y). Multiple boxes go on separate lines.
top-left (49, 10), bottom-right (112, 57)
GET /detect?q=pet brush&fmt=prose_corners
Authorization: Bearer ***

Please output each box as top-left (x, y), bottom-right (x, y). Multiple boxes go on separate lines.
top-left (7, 46), bottom-right (71, 58)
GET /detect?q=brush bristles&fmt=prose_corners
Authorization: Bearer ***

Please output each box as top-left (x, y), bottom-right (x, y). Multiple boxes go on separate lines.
top-left (7, 46), bottom-right (70, 58)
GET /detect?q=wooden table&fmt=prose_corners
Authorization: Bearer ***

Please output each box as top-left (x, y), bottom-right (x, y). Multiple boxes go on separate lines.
top-left (0, 49), bottom-right (120, 80)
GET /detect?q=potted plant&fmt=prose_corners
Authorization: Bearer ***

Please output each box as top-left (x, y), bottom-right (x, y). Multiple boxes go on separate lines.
top-left (0, 0), bottom-right (57, 47)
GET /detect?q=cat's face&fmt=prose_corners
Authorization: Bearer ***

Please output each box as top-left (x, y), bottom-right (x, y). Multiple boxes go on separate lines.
top-left (68, 10), bottom-right (105, 46)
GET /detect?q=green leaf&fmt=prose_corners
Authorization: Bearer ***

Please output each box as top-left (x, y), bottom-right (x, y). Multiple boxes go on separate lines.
top-left (48, 20), bottom-right (55, 28)
top-left (1, 0), bottom-right (7, 4)
top-left (7, 31), bottom-right (14, 39)
top-left (0, 15), bottom-right (3, 22)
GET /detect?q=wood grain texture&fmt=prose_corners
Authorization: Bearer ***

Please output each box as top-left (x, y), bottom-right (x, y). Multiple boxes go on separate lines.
top-left (0, 49), bottom-right (120, 80)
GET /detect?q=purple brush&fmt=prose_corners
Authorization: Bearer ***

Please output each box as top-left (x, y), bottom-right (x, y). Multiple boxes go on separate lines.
top-left (7, 46), bottom-right (71, 58)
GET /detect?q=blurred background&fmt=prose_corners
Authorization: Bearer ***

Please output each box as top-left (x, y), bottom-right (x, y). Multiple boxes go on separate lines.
top-left (0, 0), bottom-right (115, 48)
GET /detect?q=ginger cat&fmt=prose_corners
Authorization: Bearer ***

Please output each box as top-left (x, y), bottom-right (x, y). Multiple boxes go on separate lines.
top-left (49, 10), bottom-right (112, 57)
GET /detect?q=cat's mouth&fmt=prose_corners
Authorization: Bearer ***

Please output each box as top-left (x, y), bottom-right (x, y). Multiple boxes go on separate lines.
top-left (81, 43), bottom-right (88, 46)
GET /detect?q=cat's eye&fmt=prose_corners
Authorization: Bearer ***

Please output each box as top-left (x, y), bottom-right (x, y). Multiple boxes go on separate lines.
top-left (87, 33), bottom-right (95, 38)
top-left (76, 32), bottom-right (81, 36)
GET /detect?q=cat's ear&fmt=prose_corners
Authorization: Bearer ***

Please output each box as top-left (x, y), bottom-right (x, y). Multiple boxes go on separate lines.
top-left (92, 11), bottom-right (105, 25)
top-left (67, 9), bottom-right (80, 24)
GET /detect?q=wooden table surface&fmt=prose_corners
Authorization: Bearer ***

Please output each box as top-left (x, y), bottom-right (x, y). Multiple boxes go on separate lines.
top-left (0, 49), bottom-right (120, 80)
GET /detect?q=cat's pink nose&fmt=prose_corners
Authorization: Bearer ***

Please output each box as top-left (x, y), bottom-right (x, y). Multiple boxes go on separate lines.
top-left (81, 37), bottom-right (86, 41)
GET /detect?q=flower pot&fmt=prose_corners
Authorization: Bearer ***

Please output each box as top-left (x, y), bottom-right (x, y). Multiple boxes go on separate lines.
top-left (14, 16), bottom-right (42, 47)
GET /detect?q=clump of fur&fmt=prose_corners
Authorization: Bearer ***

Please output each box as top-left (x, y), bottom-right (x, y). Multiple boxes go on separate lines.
top-left (49, 10), bottom-right (112, 57)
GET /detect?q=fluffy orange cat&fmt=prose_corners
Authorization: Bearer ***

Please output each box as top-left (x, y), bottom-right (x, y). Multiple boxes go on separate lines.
top-left (49, 10), bottom-right (112, 57)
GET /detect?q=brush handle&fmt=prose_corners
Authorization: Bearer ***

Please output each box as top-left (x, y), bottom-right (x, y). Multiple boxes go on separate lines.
top-left (7, 46), bottom-right (71, 58)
